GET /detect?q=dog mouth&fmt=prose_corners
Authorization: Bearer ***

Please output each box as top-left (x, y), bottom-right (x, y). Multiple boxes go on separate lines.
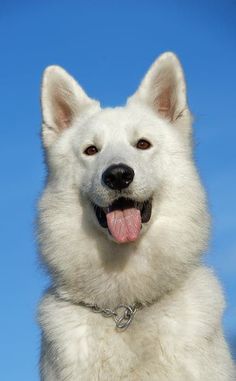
top-left (93, 197), bottom-right (152, 243)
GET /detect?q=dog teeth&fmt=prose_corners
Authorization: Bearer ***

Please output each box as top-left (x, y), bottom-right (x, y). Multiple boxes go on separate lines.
top-left (95, 199), bottom-right (147, 215)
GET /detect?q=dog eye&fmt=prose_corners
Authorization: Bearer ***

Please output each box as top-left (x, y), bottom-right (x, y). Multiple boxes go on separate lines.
top-left (136, 139), bottom-right (151, 150)
top-left (84, 145), bottom-right (98, 156)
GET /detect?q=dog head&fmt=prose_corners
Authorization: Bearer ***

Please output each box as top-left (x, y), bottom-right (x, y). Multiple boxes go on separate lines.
top-left (38, 53), bottom-right (209, 307)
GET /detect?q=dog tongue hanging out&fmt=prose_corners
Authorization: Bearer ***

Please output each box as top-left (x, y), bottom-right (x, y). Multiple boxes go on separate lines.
top-left (106, 208), bottom-right (141, 243)
top-left (38, 52), bottom-right (235, 380)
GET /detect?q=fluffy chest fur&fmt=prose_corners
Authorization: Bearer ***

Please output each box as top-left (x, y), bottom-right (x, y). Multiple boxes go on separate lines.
top-left (39, 268), bottom-right (235, 380)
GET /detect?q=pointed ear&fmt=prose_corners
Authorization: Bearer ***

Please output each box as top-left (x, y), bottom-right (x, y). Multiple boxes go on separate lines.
top-left (41, 65), bottom-right (99, 147)
top-left (128, 52), bottom-right (191, 124)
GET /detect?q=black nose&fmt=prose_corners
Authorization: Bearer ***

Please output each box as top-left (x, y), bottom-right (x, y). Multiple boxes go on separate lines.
top-left (102, 163), bottom-right (135, 190)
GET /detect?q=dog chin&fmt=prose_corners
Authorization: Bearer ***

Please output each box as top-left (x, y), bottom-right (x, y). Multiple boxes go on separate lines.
top-left (91, 197), bottom-right (152, 244)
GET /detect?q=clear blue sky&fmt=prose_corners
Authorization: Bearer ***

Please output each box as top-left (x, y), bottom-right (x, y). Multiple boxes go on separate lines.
top-left (0, 1), bottom-right (235, 379)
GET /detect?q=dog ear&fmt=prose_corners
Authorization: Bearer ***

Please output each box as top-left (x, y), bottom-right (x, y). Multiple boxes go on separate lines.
top-left (41, 66), bottom-right (99, 147)
top-left (128, 52), bottom-right (191, 125)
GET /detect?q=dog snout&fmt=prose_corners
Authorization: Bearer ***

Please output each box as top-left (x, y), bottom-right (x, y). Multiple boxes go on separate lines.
top-left (102, 163), bottom-right (135, 190)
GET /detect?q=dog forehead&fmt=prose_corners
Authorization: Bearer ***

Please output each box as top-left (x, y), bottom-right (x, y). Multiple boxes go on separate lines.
top-left (73, 108), bottom-right (132, 145)
top-left (79, 105), bottom-right (160, 138)
top-left (88, 107), bottom-right (133, 130)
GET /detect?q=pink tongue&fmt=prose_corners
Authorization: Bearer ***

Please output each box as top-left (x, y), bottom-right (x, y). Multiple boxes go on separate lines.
top-left (106, 208), bottom-right (141, 243)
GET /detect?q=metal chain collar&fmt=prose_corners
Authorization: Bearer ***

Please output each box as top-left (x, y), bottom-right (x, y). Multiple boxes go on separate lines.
top-left (79, 301), bottom-right (142, 330)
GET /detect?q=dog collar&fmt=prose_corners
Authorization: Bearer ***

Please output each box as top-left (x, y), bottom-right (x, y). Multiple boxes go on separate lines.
top-left (78, 301), bottom-right (143, 330)
top-left (55, 292), bottom-right (143, 330)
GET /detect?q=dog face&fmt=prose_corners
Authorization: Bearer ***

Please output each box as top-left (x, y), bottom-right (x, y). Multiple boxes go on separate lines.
top-left (39, 53), bottom-right (209, 306)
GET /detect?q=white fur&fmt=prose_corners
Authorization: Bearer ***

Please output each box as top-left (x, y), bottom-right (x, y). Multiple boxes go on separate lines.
top-left (38, 52), bottom-right (235, 380)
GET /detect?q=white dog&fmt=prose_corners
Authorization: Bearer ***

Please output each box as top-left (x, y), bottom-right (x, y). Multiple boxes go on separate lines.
top-left (38, 52), bottom-right (235, 380)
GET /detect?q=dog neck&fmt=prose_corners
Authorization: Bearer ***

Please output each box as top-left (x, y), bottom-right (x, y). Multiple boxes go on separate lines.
top-left (54, 291), bottom-right (145, 330)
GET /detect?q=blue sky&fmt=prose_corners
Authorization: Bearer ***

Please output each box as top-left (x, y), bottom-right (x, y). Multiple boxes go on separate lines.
top-left (0, 1), bottom-right (235, 379)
